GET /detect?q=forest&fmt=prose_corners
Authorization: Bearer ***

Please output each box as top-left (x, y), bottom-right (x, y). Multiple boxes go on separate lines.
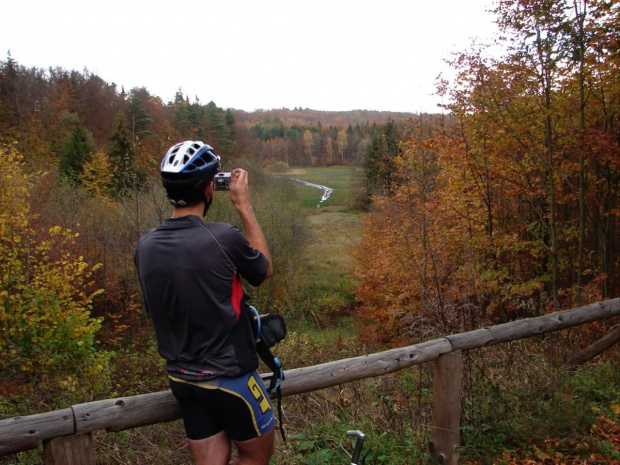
top-left (1, 0), bottom-right (619, 463)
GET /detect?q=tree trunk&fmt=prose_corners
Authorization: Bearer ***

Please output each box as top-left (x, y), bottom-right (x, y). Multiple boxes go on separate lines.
top-left (575, 0), bottom-right (587, 305)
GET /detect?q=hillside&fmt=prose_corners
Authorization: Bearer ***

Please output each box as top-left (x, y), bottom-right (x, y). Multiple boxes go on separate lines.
top-left (233, 107), bottom-right (423, 128)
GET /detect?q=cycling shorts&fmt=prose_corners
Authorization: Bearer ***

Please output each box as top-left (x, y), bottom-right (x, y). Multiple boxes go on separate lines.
top-left (169, 371), bottom-right (275, 441)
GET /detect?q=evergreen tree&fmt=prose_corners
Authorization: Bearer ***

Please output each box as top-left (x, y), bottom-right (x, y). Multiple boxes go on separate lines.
top-left (364, 120), bottom-right (399, 198)
top-left (225, 108), bottom-right (236, 142)
top-left (187, 102), bottom-right (204, 138)
top-left (128, 92), bottom-right (154, 143)
top-left (173, 89), bottom-right (184, 105)
top-left (0, 52), bottom-right (19, 131)
top-left (59, 122), bottom-right (93, 182)
top-left (108, 110), bottom-right (135, 190)
top-left (204, 101), bottom-right (233, 153)
top-left (173, 97), bottom-right (203, 139)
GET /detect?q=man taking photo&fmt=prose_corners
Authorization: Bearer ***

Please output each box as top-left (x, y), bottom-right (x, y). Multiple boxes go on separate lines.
top-left (135, 140), bottom-right (275, 465)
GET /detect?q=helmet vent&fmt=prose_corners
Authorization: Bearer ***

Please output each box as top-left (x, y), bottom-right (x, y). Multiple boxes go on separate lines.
top-left (161, 140), bottom-right (220, 182)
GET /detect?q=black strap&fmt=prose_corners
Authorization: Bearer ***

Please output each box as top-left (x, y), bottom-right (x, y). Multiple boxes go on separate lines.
top-left (200, 222), bottom-right (286, 440)
top-left (257, 340), bottom-right (286, 442)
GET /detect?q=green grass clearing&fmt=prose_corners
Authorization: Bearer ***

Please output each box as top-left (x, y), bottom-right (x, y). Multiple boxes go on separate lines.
top-left (273, 167), bottom-right (365, 311)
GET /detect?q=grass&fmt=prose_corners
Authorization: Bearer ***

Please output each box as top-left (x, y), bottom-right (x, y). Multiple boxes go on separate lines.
top-left (274, 166), bottom-right (366, 314)
top-left (279, 166), bottom-right (365, 212)
top-left (267, 329), bottom-right (437, 465)
top-left (299, 210), bottom-right (363, 312)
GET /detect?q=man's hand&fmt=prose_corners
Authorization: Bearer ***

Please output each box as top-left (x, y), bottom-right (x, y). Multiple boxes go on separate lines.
top-left (229, 168), bottom-right (250, 209)
top-left (228, 168), bottom-right (273, 278)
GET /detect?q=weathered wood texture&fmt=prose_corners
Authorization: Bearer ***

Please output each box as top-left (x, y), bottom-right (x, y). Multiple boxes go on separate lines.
top-left (278, 299), bottom-right (619, 397)
top-left (43, 434), bottom-right (95, 465)
top-left (278, 338), bottom-right (452, 397)
top-left (565, 324), bottom-right (620, 368)
top-left (446, 299), bottom-right (619, 352)
top-left (73, 390), bottom-right (181, 434)
top-left (429, 352), bottom-right (462, 465)
top-left (0, 298), bottom-right (618, 458)
top-left (0, 409), bottom-right (74, 456)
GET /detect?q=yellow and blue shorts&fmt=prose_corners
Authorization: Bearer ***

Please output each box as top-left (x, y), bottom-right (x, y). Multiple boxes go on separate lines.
top-left (169, 371), bottom-right (275, 441)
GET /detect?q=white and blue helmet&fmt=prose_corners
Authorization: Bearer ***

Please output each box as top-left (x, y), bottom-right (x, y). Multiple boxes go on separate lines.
top-left (160, 141), bottom-right (221, 206)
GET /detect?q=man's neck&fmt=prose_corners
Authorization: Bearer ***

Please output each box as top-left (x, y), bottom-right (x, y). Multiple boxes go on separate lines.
top-left (171, 203), bottom-right (205, 219)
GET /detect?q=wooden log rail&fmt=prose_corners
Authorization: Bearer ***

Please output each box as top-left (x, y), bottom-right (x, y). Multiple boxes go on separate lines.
top-left (1, 298), bottom-right (618, 463)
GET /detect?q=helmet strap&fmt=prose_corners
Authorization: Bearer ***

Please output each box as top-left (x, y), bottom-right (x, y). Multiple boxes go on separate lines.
top-left (202, 195), bottom-right (212, 217)
top-left (201, 180), bottom-right (214, 217)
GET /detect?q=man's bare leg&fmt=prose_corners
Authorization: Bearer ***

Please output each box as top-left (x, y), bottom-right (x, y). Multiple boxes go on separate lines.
top-left (188, 430), bottom-right (231, 465)
top-left (233, 427), bottom-right (275, 465)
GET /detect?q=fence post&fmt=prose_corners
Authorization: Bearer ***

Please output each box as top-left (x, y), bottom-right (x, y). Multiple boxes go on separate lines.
top-left (429, 351), bottom-right (462, 465)
top-left (43, 433), bottom-right (95, 465)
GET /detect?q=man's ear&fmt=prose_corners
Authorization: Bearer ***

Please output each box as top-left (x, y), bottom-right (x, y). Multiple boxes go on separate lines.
top-left (205, 180), bottom-right (214, 198)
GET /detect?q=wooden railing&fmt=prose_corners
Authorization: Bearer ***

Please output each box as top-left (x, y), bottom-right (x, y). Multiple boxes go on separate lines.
top-left (1, 299), bottom-right (619, 465)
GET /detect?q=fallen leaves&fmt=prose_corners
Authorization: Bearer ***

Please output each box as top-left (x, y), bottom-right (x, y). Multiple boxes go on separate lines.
top-left (464, 405), bottom-right (620, 464)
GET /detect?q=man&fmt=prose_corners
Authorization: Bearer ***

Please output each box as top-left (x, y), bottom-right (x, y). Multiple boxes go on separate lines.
top-left (135, 141), bottom-right (275, 465)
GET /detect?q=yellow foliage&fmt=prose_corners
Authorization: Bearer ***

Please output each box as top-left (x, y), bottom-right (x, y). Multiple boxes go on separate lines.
top-left (80, 149), bottom-right (114, 196)
top-left (0, 145), bottom-right (109, 405)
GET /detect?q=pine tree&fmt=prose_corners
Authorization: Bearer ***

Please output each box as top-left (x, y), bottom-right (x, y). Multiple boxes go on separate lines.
top-left (58, 122), bottom-right (93, 182)
top-left (173, 98), bottom-right (203, 139)
top-left (225, 108), bottom-right (236, 142)
top-left (205, 101), bottom-right (233, 153)
top-left (128, 93), bottom-right (154, 143)
top-left (108, 110), bottom-right (135, 191)
top-left (364, 120), bottom-right (399, 197)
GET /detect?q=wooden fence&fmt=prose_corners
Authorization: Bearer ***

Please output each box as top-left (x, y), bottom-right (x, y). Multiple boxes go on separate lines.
top-left (1, 298), bottom-right (618, 464)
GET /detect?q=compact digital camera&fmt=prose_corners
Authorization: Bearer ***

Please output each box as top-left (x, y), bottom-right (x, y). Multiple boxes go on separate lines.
top-left (214, 172), bottom-right (232, 191)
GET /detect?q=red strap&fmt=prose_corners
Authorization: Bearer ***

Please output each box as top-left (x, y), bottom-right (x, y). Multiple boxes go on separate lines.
top-left (231, 272), bottom-right (243, 323)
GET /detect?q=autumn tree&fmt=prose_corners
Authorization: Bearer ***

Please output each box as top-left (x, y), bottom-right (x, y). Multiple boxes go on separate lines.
top-left (0, 145), bottom-right (109, 407)
top-left (325, 136), bottom-right (334, 164)
top-left (575, 0), bottom-right (620, 299)
top-left (355, 0), bottom-right (619, 344)
top-left (337, 129), bottom-right (348, 164)
top-left (493, 0), bottom-right (574, 305)
top-left (390, 8), bottom-right (620, 450)
top-left (81, 149), bottom-right (114, 196)
top-left (303, 129), bottom-right (315, 165)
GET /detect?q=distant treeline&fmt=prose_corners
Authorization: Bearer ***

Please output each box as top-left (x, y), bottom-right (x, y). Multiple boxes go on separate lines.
top-left (0, 53), bottom-right (424, 176)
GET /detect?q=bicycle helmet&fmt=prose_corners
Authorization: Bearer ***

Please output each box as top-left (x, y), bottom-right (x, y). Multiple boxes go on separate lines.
top-left (160, 141), bottom-right (221, 207)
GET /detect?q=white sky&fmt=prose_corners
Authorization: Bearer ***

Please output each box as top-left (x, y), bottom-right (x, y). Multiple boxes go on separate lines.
top-left (1, 0), bottom-right (499, 113)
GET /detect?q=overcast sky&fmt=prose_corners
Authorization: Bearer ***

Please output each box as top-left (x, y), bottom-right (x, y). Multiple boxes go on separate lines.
top-left (2, 0), bottom-right (499, 113)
